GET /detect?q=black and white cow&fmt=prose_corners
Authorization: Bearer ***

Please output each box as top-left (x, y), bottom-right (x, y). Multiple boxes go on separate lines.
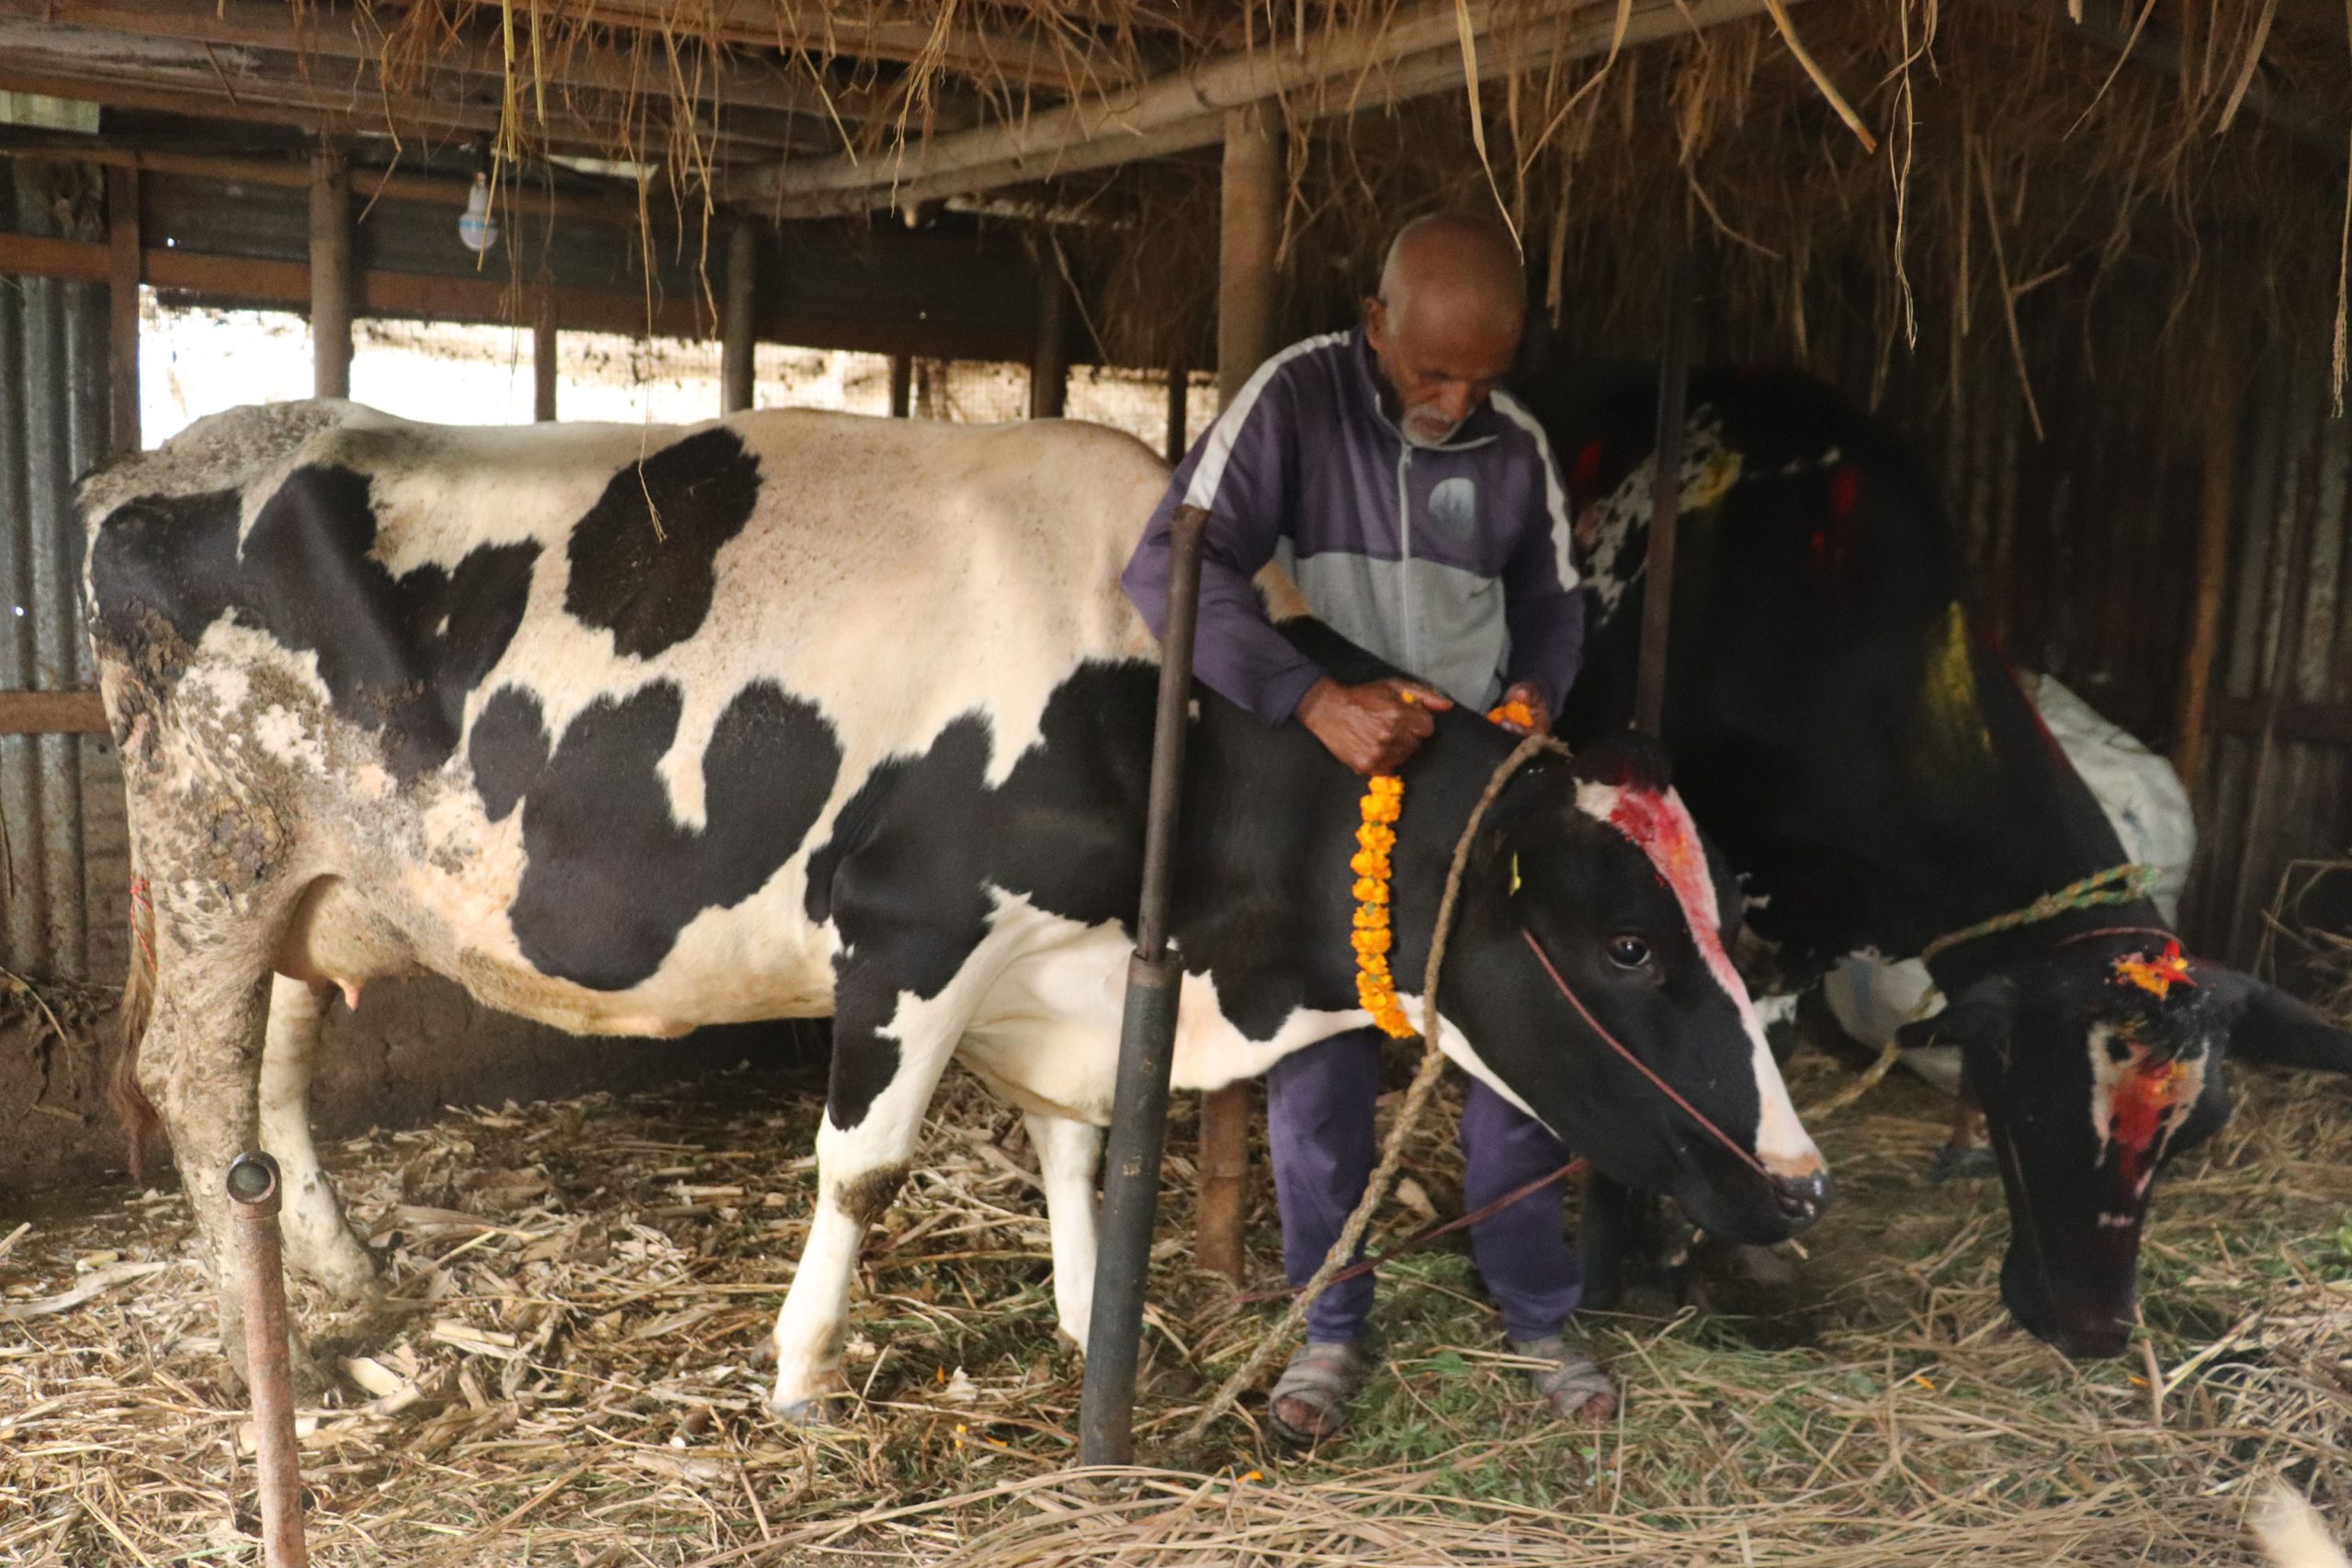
top-left (84, 400), bottom-right (1826, 1419)
top-left (1517, 363), bottom-right (2352, 1357)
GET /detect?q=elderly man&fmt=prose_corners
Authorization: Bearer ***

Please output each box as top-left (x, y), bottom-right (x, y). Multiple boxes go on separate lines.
top-left (1122, 213), bottom-right (1611, 1444)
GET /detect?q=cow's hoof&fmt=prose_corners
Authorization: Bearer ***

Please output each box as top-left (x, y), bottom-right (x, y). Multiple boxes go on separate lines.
top-left (770, 1394), bottom-right (843, 1428)
top-left (1926, 1145), bottom-right (1997, 1185)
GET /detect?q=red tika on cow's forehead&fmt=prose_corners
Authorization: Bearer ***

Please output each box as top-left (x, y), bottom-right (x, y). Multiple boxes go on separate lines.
top-left (1601, 785), bottom-right (1751, 1011)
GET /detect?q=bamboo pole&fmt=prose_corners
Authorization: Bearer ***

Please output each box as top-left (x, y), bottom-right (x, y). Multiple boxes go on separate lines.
top-left (533, 292), bottom-right (559, 423)
top-left (733, 0), bottom-right (1793, 216)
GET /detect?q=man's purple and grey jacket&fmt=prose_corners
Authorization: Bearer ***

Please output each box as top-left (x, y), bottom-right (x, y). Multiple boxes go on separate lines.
top-left (1122, 327), bottom-right (1585, 723)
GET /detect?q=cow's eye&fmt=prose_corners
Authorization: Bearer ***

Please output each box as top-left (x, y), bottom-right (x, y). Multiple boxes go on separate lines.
top-left (1606, 933), bottom-right (1653, 970)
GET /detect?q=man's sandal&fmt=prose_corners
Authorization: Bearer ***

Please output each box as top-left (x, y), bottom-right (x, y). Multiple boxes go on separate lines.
top-left (1509, 1335), bottom-right (1619, 1423)
top-left (1267, 1339), bottom-right (1377, 1447)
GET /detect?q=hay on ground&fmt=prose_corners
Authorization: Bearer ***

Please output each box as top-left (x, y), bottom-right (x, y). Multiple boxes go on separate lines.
top-left (6, 1020), bottom-right (2352, 1564)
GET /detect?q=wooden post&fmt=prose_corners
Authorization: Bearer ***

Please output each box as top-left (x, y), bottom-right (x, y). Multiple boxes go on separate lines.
top-left (1164, 363), bottom-right (1188, 462)
top-left (888, 353), bottom-right (913, 418)
top-left (1633, 250), bottom-right (1696, 739)
top-left (1028, 248), bottom-right (1068, 419)
top-left (2170, 325), bottom-right (2245, 795)
top-left (1195, 102), bottom-right (1283, 1287)
top-left (532, 292), bottom-right (558, 423)
top-left (309, 145), bottom-right (352, 400)
top-left (106, 164), bottom-right (141, 452)
top-left (721, 220), bottom-right (758, 414)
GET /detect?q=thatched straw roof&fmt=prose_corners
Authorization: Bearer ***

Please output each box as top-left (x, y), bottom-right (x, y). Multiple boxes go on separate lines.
top-left (3, 2), bottom-right (2345, 404)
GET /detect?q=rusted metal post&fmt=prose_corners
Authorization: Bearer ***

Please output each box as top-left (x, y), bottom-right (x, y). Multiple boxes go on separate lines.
top-left (1195, 99), bottom-right (1283, 1284)
top-left (1079, 502), bottom-right (1209, 1468)
top-left (309, 145), bottom-right (352, 400)
top-left (1634, 250), bottom-right (1695, 739)
top-left (228, 1153), bottom-right (310, 1568)
top-left (721, 220), bottom-right (758, 415)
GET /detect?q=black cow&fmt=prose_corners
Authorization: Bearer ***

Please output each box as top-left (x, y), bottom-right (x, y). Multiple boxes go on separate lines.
top-left (84, 400), bottom-right (1825, 1420)
top-left (1518, 364), bottom-right (2352, 1357)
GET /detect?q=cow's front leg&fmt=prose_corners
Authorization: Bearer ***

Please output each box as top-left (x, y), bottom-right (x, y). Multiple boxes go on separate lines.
top-left (258, 976), bottom-right (380, 1306)
top-left (770, 972), bottom-right (960, 1422)
top-left (1024, 1111), bottom-right (1101, 1353)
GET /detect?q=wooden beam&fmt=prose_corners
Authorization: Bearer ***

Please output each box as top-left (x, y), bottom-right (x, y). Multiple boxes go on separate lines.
top-left (570, 0), bottom-right (1100, 94)
top-left (888, 353), bottom-right (913, 417)
top-left (733, 0), bottom-right (1787, 215)
top-left (0, 132), bottom-right (653, 229)
top-left (0, 0), bottom-right (813, 116)
top-left (0, 691), bottom-right (107, 736)
top-left (722, 220), bottom-right (758, 414)
top-left (1193, 101), bottom-right (1284, 1289)
top-left (0, 229), bottom-right (1032, 361)
top-left (311, 145), bottom-right (353, 400)
top-left (1028, 248), bottom-right (1067, 420)
top-left (106, 163), bottom-right (141, 453)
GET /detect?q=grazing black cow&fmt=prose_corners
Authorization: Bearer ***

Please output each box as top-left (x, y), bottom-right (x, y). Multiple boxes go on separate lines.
top-left (83, 400), bottom-right (1825, 1421)
top-left (1516, 363), bottom-right (2352, 1357)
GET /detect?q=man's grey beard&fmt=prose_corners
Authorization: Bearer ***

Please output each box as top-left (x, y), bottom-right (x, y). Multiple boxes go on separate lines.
top-left (1401, 407), bottom-right (1462, 447)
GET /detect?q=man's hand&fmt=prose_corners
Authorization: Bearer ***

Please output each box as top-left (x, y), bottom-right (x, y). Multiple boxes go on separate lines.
top-left (1296, 677), bottom-right (1454, 776)
top-left (1493, 681), bottom-right (1552, 738)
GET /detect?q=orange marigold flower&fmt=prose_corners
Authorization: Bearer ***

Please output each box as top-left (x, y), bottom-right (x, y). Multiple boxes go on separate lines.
top-left (1351, 876), bottom-right (1388, 904)
top-left (1354, 906), bottom-right (1389, 931)
top-left (1349, 851), bottom-right (1389, 878)
top-left (1356, 824), bottom-right (1396, 853)
top-left (1352, 929), bottom-right (1392, 956)
top-left (1487, 699), bottom-right (1536, 729)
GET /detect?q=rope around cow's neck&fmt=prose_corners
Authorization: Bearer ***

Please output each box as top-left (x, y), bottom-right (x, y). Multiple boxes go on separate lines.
top-left (1176, 730), bottom-right (1567, 1448)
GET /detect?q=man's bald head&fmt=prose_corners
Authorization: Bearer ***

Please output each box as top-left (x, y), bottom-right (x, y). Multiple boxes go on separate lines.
top-left (1364, 215), bottom-right (1527, 446)
top-left (1378, 214), bottom-right (1527, 338)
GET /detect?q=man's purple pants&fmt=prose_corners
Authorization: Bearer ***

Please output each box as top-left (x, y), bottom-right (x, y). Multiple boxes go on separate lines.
top-left (1267, 1029), bottom-right (1583, 1344)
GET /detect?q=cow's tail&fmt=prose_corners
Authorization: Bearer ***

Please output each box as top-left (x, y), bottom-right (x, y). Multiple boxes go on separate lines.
top-left (107, 874), bottom-right (164, 1184)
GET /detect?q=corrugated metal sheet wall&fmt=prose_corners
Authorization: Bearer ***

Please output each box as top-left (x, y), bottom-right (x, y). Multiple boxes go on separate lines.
top-left (1, 161), bottom-right (128, 985)
top-left (2195, 351), bottom-right (2351, 974)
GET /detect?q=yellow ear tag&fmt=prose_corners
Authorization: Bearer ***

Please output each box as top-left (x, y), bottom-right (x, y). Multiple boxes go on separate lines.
top-left (1510, 853), bottom-right (1522, 896)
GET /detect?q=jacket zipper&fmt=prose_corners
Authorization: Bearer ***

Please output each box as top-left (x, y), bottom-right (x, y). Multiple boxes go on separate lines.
top-left (1396, 444), bottom-right (1415, 673)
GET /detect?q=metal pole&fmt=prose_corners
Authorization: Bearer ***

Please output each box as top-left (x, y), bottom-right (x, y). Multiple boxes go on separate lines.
top-left (228, 1153), bottom-right (310, 1568)
top-left (1634, 249), bottom-right (1695, 739)
top-left (1078, 502), bottom-right (1209, 1468)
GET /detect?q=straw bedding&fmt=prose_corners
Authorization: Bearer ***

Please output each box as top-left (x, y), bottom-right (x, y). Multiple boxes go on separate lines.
top-left (5, 1007), bottom-right (2352, 1566)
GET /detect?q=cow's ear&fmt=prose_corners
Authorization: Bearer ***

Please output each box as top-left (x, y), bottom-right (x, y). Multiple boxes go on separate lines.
top-left (2202, 967), bottom-right (2352, 1076)
top-left (1895, 975), bottom-right (2018, 1056)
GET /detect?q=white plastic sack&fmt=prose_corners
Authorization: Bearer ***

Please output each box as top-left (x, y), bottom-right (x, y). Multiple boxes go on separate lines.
top-left (1819, 672), bottom-right (2197, 1094)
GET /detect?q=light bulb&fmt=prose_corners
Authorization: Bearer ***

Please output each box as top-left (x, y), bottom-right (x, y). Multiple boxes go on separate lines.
top-left (458, 173), bottom-right (498, 254)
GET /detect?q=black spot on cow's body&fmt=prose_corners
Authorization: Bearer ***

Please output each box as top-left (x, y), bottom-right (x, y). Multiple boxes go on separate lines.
top-left (504, 678), bottom-right (840, 990)
top-left (86, 465), bottom-right (537, 780)
top-left (564, 427), bottom-right (762, 659)
top-left (469, 688), bottom-right (549, 822)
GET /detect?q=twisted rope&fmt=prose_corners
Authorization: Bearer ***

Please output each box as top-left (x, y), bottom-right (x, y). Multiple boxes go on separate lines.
top-left (1177, 733), bottom-right (1566, 1447)
top-left (1915, 862), bottom-right (2162, 964)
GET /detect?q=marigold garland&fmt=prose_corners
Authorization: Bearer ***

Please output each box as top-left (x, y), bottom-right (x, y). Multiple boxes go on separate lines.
top-left (1352, 774), bottom-right (1415, 1037)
